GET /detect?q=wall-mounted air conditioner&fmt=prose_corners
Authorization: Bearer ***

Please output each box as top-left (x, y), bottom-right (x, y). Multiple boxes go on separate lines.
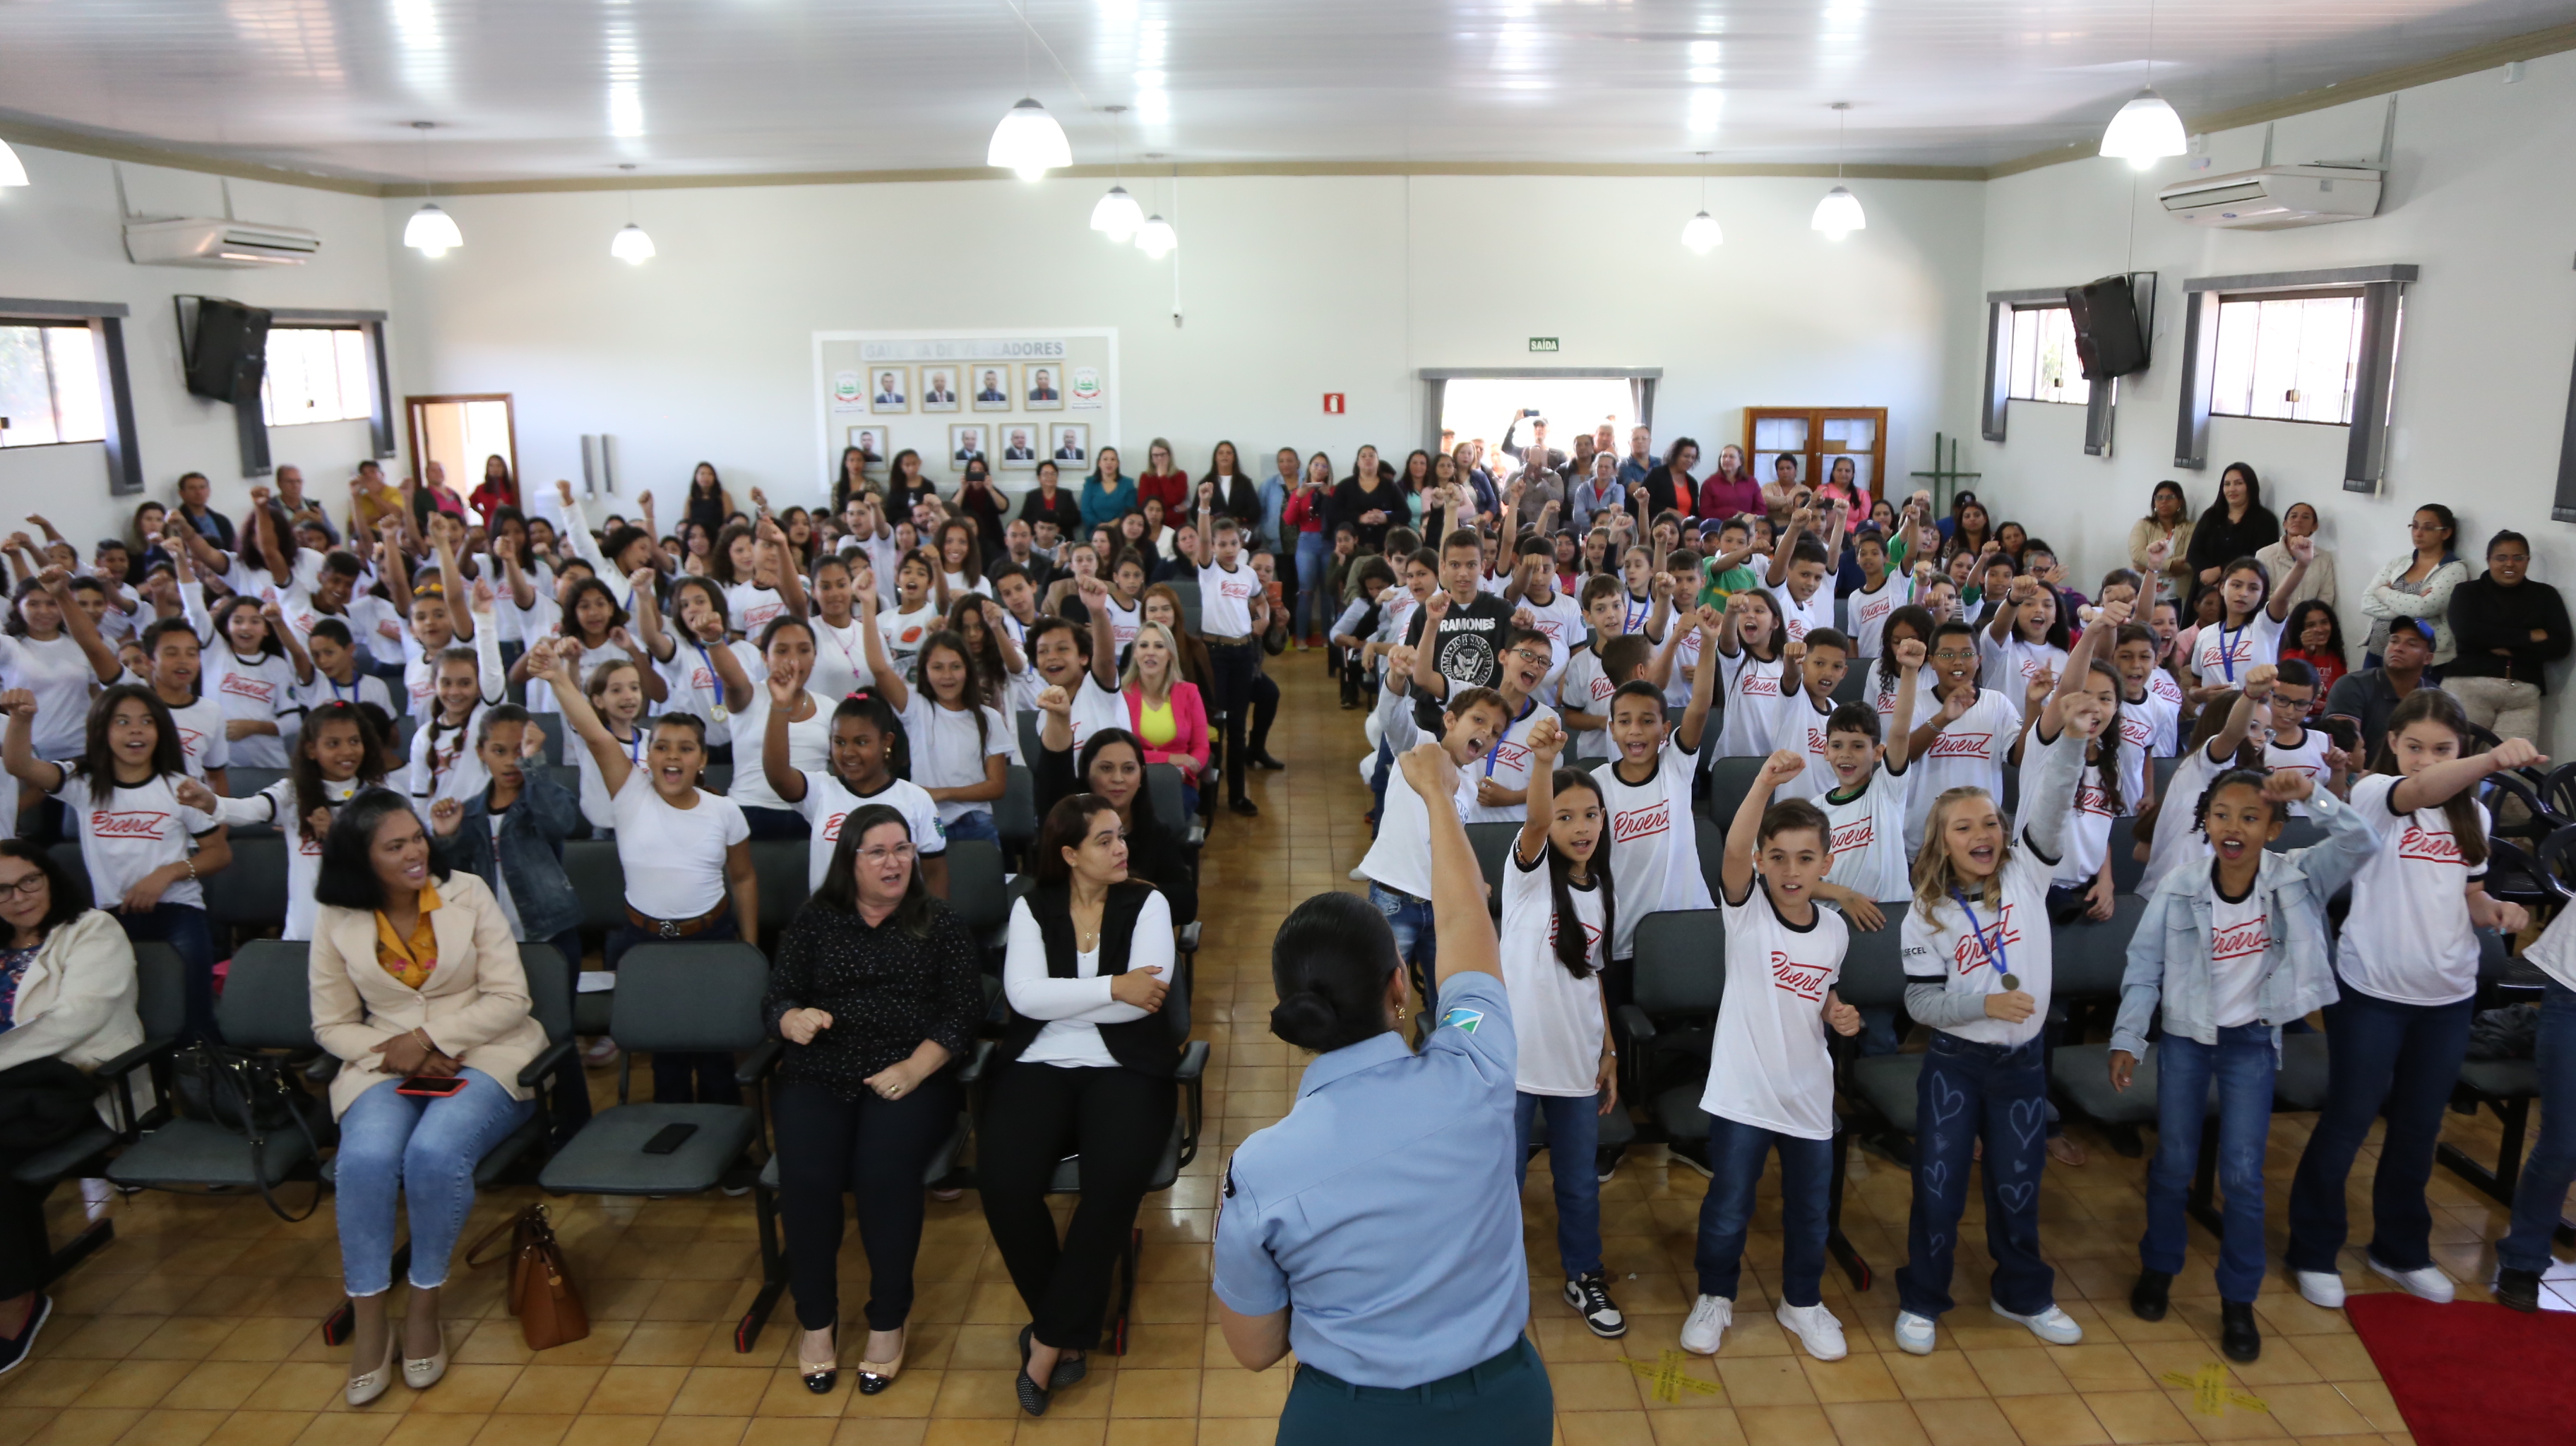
top-left (124, 217), bottom-right (324, 268)
top-left (2157, 165), bottom-right (2382, 230)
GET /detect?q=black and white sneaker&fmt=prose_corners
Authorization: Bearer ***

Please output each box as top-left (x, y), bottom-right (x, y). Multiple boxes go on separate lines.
top-left (1594, 1146), bottom-right (1621, 1185)
top-left (0, 1295), bottom-right (52, 1379)
top-left (1563, 1274), bottom-right (1627, 1339)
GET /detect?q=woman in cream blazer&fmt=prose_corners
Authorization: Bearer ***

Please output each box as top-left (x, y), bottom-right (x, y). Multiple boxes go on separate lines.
top-left (309, 789), bottom-right (547, 1405)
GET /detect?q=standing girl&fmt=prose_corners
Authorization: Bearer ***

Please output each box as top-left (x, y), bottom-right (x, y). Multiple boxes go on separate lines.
top-left (1282, 453), bottom-right (1332, 648)
top-left (186, 701), bottom-right (386, 941)
top-left (1710, 588), bottom-right (1788, 758)
top-left (1, 569), bottom-right (123, 832)
top-left (1501, 719), bottom-right (1626, 1339)
top-left (861, 619), bottom-right (1010, 848)
top-left (2285, 692), bottom-right (2538, 1308)
top-left (2187, 538), bottom-right (2314, 700)
top-left (197, 595), bottom-right (313, 770)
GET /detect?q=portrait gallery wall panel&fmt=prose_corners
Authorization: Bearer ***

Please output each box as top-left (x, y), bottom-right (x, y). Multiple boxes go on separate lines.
top-left (817, 329), bottom-right (1119, 494)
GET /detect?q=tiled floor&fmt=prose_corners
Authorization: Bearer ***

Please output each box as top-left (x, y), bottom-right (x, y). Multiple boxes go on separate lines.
top-left (0, 655), bottom-right (2553, 1445)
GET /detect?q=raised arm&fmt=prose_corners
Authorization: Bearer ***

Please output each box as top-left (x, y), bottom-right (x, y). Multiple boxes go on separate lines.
top-left (1186, 496), bottom-right (1216, 570)
top-left (2393, 735), bottom-right (2546, 814)
top-left (1676, 605), bottom-right (1722, 753)
top-left (2265, 534), bottom-right (2314, 623)
top-left (1766, 508), bottom-right (1810, 588)
top-left (1884, 637), bottom-right (1926, 770)
top-left (0, 690), bottom-right (67, 794)
top-left (264, 599), bottom-right (316, 685)
top-left (1401, 743), bottom-right (1499, 986)
top-left (1513, 717), bottom-right (1568, 866)
top-left (1724, 750), bottom-right (1808, 901)
top-left (628, 567), bottom-right (677, 663)
top-left (761, 671), bottom-right (811, 805)
top-left (531, 640), bottom-right (632, 797)
top-left (854, 585), bottom-right (911, 711)
top-left (40, 569), bottom-right (121, 683)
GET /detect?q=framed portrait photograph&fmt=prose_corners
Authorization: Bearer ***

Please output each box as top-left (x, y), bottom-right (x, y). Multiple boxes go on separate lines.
top-left (1021, 362), bottom-right (1066, 411)
top-left (847, 425), bottom-right (887, 463)
top-left (996, 424), bottom-right (1040, 470)
top-left (1049, 422), bottom-right (1090, 467)
top-left (867, 365), bottom-right (911, 414)
top-left (919, 366), bottom-right (960, 413)
top-left (947, 423), bottom-right (988, 470)
top-left (969, 364), bottom-right (1013, 412)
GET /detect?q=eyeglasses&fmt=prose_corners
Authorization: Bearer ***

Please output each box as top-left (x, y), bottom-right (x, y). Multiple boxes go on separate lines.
top-left (0, 873), bottom-right (44, 900)
top-left (1932, 648), bottom-right (1978, 662)
top-left (1508, 648), bottom-right (1551, 667)
top-left (856, 843), bottom-right (917, 866)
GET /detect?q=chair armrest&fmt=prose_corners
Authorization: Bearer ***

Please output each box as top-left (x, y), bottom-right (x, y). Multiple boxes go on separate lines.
top-left (1176, 1039), bottom-right (1210, 1080)
top-left (304, 1055), bottom-right (342, 1084)
top-left (957, 1038), bottom-right (996, 1084)
top-left (1186, 822), bottom-right (1208, 849)
top-left (733, 1038), bottom-right (784, 1087)
top-left (1614, 1005), bottom-right (1655, 1045)
top-left (93, 1036), bottom-right (175, 1081)
top-left (518, 1039), bottom-right (576, 1089)
top-left (1178, 921), bottom-right (1201, 955)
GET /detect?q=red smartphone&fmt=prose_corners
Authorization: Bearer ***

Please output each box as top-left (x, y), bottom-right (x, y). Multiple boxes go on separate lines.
top-left (397, 1076), bottom-right (467, 1097)
top-left (1265, 580), bottom-right (1284, 607)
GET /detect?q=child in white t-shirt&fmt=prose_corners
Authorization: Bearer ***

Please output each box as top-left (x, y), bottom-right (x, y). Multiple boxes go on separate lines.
top-left (1905, 620), bottom-right (2023, 852)
top-left (198, 594), bottom-right (314, 770)
top-left (570, 657), bottom-right (651, 835)
top-left (877, 550), bottom-right (943, 681)
top-left (760, 684), bottom-right (948, 897)
top-left (189, 700), bottom-right (387, 941)
top-left (1710, 587), bottom-right (1789, 759)
top-left (1763, 513), bottom-right (1841, 645)
top-left (1597, 607), bottom-right (1724, 1005)
top-left (1978, 575), bottom-right (2070, 703)
top-left (2188, 543), bottom-right (2313, 698)
top-left (2137, 679), bottom-right (2267, 898)
top-left (2256, 657), bottom-right (2344, 816)
top-left (1500, 718), bottom-right (1628, 1342)
top-left (862, 614), bottom-right (1011, 844)
top-left (1769, 629), bottom-right (1854, 802)
top-left (138, 618), bottom-right (229, 788)
top-left (1818, 636), bottom-right (1926, 912)
top-left (2010, 599), bottom-right (2133, 926)
top-left (294, 617), bottom-right (396, 719)
top-left (1681, 748), bottom-right (1861, 1361)
top-left (1358, 643), bottom-right (1515, 1021)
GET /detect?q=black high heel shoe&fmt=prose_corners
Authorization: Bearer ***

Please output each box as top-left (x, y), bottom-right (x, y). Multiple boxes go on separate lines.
top-left (799, 1326), bottom-right (837, 1394)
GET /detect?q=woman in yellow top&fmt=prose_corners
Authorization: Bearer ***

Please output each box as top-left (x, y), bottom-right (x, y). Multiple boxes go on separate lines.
top-left (309, 789), bottom-right (548, 1406)
top-left (1120, 621), bottom-right (1208, 815)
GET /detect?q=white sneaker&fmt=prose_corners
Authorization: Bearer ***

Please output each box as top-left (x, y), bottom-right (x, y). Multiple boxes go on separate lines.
top-left (2295, 1269), bottom-right (2347, 1309)
top-left (1892, 1310), bottom-right (1937, 1355)
top-left (1991, 1302), bottom-right (2084, 1345)
top-left (1775, 1301), bottom-right (1847, 1361)
top-left (2367, 1257), bottom-right (2455, 1303)
top-left (1679, 1294), bottom-right (1732, 1355)
top-left (1347, 864), bottom-right (1369, 882)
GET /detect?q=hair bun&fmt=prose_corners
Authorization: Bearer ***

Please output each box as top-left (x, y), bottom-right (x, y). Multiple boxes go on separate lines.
top-left (1268, 988), bottom-right (1343, 1053)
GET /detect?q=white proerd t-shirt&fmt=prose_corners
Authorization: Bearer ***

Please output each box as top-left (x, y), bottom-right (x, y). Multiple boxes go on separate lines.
top-left (1905, 688), bottom-right (2020, 851)
top-left (1461, 700), bottom-right (1562, 825)
top-left (1871, 665), bottom-right (1938, 736)
top-left (789, 769), bottom-right (946, 892)
top-left (2337, 772), bottom-right (2492, 1007)
top-left (2208, 886), bottom-right (2272, 1029)
top-left (1846, 580), bottom-right (1901, 659)
top-left (902, 693), bottom-right (1014, 825)
top-left (726, 582), bottom-right (789, 640)
top-left (1900, 840), bottom-right (2056, 1048)
top-left (1198, 560), bottom-right (1258, 638)
top-left (0, 634), bottom-right (100, 762)
top-left (1979, 634), bottom-right (2067, 697)
top-left (807, 617), bottom-right (871, 707)
top-left (2192, 611), bottom-right (2284, 688)
top-left (1066, 674), bottom-right (1126, 754)
top-left (608, 771), bottom-right (749, 918)
top-left (1356, 742), bottom-right (1477, 904)
top-left (1499, 849), bottom-right (1608, 1097)
top-left (51, 770), bottom-right (220, 911)
top-left (726, 686), bottom-right (833, 814)
top-left (1662, 625), bottom-right (1705, 711)
top-left (1823, 761), bottom-right (1916, 904)
top-left (1703, 880), bottom-right (1849, 1140)
top-left (2119, 693), bottom-right (2179, 775)
top-left (1597, 736), bottom-right (1713, 960)
top-left (165, 695), bottom-right (232, 780)
top-left (2263, 729), bottom-right (2332, 818)
top-left (206, 646), bottom-right (303, 770)
top-left (1772, 691), bottom-right (1836, 802)
top-left (658, 638), bottom-right (761, 746)
top-left (2522, 904), bottom-right (2576, 997)
top-left (1714, 647), bottom-right (1788, 759)
top-left (1099, 594), bottom-right (1144, 658)
top-left (1558, 647), bottom-right (1616, 763)
top-left (215, 776), bottom-right (359, 942)
top-left (1778, 585), bottom-right (1832, 645)
top-left (2139, 741), bottom-right (2226, 898)
top-left (2028, 746), bottom-right (2118, 890)
top-left (2149, 667), bottom-right (2186, 709)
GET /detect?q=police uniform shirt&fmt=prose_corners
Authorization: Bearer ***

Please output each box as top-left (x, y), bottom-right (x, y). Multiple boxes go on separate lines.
top-left (1211, 972), bottom-right (1527, 1388)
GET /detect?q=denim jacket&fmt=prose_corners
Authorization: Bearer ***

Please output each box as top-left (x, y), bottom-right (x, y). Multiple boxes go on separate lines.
top-left (2109, 786), bottom-right (2378, 1060)
top-left (1257, 473), bottom-right (1293, 554)
top-left (429, 770), bottom-right (584, 942)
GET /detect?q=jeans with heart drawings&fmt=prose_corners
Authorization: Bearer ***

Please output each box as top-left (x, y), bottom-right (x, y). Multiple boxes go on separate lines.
top-left (1895, 1031), bottom-right (2058, 1321)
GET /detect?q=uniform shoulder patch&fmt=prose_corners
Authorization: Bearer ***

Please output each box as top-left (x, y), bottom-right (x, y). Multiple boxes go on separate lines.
top-left (1439, 1005), bottom-right (1484, 1034)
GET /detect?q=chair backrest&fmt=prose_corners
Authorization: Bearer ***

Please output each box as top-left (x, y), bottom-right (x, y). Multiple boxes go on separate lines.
top-left (2269, 816), bottom-right (2327, 853)
top-left (998, 765), bottom-right (1038, 852)
top-left (1705, 756), bottom-right (1767, 835)
top-left (750, 839), bottom-right (809, 935)
top-left (1146, 765), bottom-right (1187, 836)
top-left (2109, 818), bottom-right (2146, 895)
top-left (1830, 667), bottom-right (1870, 707)
top-left (1464, 823), bottom-right (1520, 915)
top-left (944, 839), bottom-right (1008, 938)
top-left (129, 941), bottom-right (188, 1043)
top-left (543, 765), bottom-right (582, 800)
top-left (1017, 710), bottom-right (1043, 767)
top-left (2483, 771), bottom-right (2560, 844)
top-left (520, 938), bottom-right (574, 1044)
top-left (1694, 814), bottom-right (1727, 909)
top-left (535, 717), bottom-right (565, 765)
top-left (609, 943), bottom-right (770, 1053)
top-left (1630, 908), bottom-right (1727, 1017)
top-left (48, 842), bottom-right (93, 913)
top-left (2051, 892), bottom-right (2148, 1000)
top-left (700, 765), bottom-right (733, 796)
top-left (2152, 753), bottom-right (2181, 799)
top-left (561, 839), bottom-right (629, 932)
top-left (1835, 912), bottom-right (1910, 1009)
top-left (223, 770), bottom-right (289, 832)
top-left (205, 835), bottom-right (290, 928)
top-left (219, 940), bottom-right (316, 1050)
top-left (389, 712), bottom-right (418, 754)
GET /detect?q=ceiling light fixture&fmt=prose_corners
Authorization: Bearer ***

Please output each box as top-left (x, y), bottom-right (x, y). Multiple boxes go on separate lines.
top-left (1134, 160), bottom-right (1177, 258)
top-left (610, 165), bottom-right (654, 263)
top-left (0, 139), bottom-right (28, 189)
top-left (1681, 152), bottom-right (1722, 253)
top-left (401, 121), bottom-right (463, 257)
top-left (986, 9), bottom-right (1071, 179)
top-left (1812, 102), bottom-right (1864, 239)
top-left (1090, 105), bottom-right (1144, 241)
top-left (2099, 0), bottom-right (2187, 167)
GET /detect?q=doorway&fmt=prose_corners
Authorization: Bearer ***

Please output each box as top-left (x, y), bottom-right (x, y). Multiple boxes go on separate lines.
top-left (1436, 377), bottom-right (1636, 470)
top-left (405, 393), bottom-right (516, 492)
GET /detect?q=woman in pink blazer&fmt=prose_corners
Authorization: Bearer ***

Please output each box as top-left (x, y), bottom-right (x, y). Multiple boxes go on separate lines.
top-left (1121, 621), bottom-right (1208, 814)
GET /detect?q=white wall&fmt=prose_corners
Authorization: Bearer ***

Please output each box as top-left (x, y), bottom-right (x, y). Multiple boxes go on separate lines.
top-left (1968, 53), bottom-right (2576, 751)
top-left (383, 172), bottom-right (1987, 517)
top-left (0, 145), bottom-right (397, 561)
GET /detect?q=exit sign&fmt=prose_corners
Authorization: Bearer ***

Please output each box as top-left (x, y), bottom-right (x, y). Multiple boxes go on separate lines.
top-left (1529, 337), bottom-right (1559, 352)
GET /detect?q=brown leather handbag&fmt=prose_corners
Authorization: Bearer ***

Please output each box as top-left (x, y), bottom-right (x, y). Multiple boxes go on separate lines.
top-left (466, 1204), bottom-right (589, 1349)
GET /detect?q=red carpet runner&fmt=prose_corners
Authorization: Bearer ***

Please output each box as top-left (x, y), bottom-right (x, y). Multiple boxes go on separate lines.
top-left (2345, 1291), bottom-right (2576, 1445)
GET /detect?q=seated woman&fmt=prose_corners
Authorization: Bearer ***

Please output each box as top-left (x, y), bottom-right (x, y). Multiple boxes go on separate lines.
top-left (1030, 700), bottom-right (1197, 927)
top-left (1121, 623), bottom-right (1209, 818)
top-left (0, 840), bottom-right (146, 1378)
top-left (309, 789), bottom-right (549, 1406)
top-left (981, 795), bottom-right (1183, 1417)
top-left (766, 805), bottom-right (982, 1397)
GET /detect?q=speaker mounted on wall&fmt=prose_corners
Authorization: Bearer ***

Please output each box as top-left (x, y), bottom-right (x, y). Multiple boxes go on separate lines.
top-left (181, 297), bottom-right (273, 403)
top-left (2064, 275), bottom-right (2149, 381)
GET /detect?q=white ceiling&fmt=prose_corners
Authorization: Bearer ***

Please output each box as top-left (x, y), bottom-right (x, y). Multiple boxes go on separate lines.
top-left (0, 1), bottom-right (2566, 185)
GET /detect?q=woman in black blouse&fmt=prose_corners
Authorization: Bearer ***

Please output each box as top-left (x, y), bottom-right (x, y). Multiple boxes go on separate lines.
top-left (2183, 461), bottom-right (2279, 610)
top-left (765, 804), bottom-right (982, 1397)
top-left (1329, 445), bottom-right (1401, 554)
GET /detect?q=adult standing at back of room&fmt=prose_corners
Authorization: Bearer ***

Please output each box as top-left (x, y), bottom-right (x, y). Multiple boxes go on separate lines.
top-left (2359, 503), bottom-right (2469, 669)
top-left (2128, 482), bottom-right (2195, 607)
top-left (2256, 502), bottom-right (2335, 615)
top-left (2182, 463), bottom-right (2279, 611)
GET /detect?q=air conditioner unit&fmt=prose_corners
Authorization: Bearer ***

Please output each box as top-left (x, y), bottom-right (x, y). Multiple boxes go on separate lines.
top-left (124, 217), bottom-right (323, 268)
top-left (2157, 165), bottom-right (2382, 230)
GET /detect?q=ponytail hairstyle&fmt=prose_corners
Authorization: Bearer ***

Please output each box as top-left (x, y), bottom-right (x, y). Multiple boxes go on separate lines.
top-left (292, 702), bottom-right (387, 844)
top-left (1544, 767), bottom-right (1615, 981)
top-left (1876, 605), bottom-right (1936, 689)
top-left (834, 688), bottom-right (911, 783)
top-left (2217, 556), bottom-right (2270, 626)
top-left (2366, 688), bottom-right (2491, 868)
top-left (1268, 891), bottom-right (1402, 1054)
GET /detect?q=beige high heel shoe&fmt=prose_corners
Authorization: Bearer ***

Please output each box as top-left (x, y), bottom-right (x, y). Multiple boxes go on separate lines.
top-left (402, 1322), bottom-right (449, 1390)
top-left (857, 1327), bottom-right (905, 1396)
top-left (799, 1326), bottom-right (839, 1394)
top-left (347, 1327), bottom-right (399, 1407)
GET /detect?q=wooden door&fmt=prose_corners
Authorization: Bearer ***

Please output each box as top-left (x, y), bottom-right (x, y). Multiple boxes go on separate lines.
top-left (1743, 407), bottom-right (1888, 508)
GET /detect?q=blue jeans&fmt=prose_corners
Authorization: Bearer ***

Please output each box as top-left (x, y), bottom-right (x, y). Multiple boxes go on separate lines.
top-left (117, 904), bottom-right (217, 1045)
top-left (1696, 1114), bottom-right (1832, 1306)
top-left (335, 1068), bottom-right (535, 1296)
top-left (1897, 1032), bottom-right (2056, 1319)
top-left (1367, 881), bottom-right (1437, 1020)
top-left (1294, 532), bottom-right (1330, 638)
top-left (2142, 1025), bottom-right (2274, 1302)
top-left (1514, 1092), bottom-right (1604, 1279)
top-left (2503, 979), bottom-right (2576, 1274)
top-left (2287, 986), bottom-right (2474, 1274)
top-left (943, 809), bottom-right (997, 844)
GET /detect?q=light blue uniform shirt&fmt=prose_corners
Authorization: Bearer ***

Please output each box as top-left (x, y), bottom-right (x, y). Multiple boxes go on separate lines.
top-left (1210, 970), bottom-right (1525, 1387)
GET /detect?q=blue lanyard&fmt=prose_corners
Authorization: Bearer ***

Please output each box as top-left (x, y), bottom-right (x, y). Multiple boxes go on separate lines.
top-left (1951, 888), bottom-right (2008, 979)
top-left (1625, 592), bottom-right (1649, 634)
top-left (325, 673), bottom-right (354, 705)
top-left (1484, 698), bottom-right (1537, 778)
top-left (688, 639), bottom-right (716, 691)
top-left (2217, 620), bottom-right (2248, 681)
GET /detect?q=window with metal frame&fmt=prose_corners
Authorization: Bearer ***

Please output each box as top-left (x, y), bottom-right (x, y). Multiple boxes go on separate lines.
top-left (2207, 289), bottom-right (2367, 426)
top-left (0, 322), bottom-right (107, 448)
top-left (261, 325), bottom-right (376, 427)
top-left (2004, 306), bottom-right (2085, 407)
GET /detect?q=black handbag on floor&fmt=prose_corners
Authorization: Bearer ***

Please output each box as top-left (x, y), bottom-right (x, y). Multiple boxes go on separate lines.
top-left (0, 1058), bottom-right (102, 1152)
top-left (170, 1044), bottom-right (330, 1221)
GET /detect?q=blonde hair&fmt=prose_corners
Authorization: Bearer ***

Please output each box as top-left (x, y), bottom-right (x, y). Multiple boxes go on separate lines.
top-left (1909, 785), bottom-right (2010, 915)
top-left (1121, 620), bottom-right (1183, 700)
